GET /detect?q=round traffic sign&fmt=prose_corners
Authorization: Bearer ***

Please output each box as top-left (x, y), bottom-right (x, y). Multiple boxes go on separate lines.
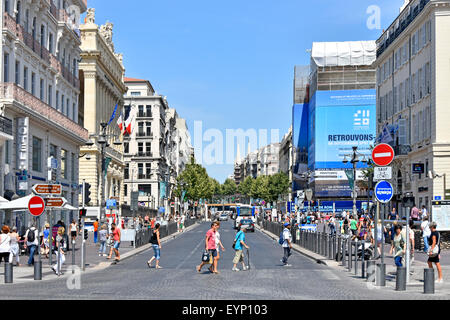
top-left (28, 196), bottom-right (45, 216)
top-left (374, 181), bottom-right (394, 203)
top-left (372, 144), bottom-right (395, 166)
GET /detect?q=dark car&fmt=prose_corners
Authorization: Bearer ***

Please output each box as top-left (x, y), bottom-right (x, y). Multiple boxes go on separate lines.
top-left (238, 219), bottom-right (255, 232)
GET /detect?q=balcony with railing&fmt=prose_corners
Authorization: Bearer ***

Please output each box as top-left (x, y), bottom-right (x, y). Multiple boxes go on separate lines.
top-left (0, 83), bottom-right (88, 141)
top-left (136, 131), bottom-right (153, 138)
top-left (138, 173), bottom-right (152, 180)
top-left (137, 111), bottom-right (153, 118)
top-left (0, 115), bottom-right (13, 137)
top-left (135, 152), bottom-right (153, 158)
top-left (3, 12), bottom-right (80, 90)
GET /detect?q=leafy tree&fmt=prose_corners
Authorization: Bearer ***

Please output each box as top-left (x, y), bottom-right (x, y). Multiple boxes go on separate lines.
top-left (222, 178), bottom-right (237, 196)
top-left (250, 176), bottom-right (270, 201)
top-left (268, 172), bottom-right (290, 202)
top-left (176, 157), bottom-right (213, 202)
top-left (238, 176), bottom-right (254, 197)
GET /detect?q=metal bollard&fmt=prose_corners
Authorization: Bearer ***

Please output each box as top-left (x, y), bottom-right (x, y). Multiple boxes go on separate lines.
top-left (376, 263), bottom-right (386, 286)
top-left (396, 267), bottom-right (407, 291)
top-left (361, 239), bottom-right (365, 278)
top-left (316, 232), bottom-right (319, 254)
top-left (348, 239), bottom-right (352, 271)
top-left (424, 268), bottom-right (435, 294)
top-left (333, 235), bottom-right (337, 260)
top-left (4, 262), bottom-right (13, 283)
top-left (366, 260), bottom-right (376, 281)
top-left (337, 236), bottom-right (341, 262)
top-left (34, 261), bottom-right (42, 280)
top-left (353, 241), bottom-right (358, 275)
top-left (328, 234), bottom-right (333, 259)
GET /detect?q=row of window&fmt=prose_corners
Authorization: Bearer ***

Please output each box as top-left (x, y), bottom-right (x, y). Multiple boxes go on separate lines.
top-left (3, 54), bottom-right (77, 121)
top-left (123, 142), bottom-right (152, 155)
top-left (124, 163), bottom-right (153, 180)
top-left (379, 61), bottom-right (431, 120)
top-left (4, 137), bottom-right (76, 181)
top-left (378, 19), bottom-right (432, 84)
top-left (123, 184), bottom-right (152, 197)
top-left (412, 106), bottom-right (432, 144)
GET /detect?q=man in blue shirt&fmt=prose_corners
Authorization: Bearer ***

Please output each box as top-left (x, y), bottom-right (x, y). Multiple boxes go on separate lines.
top-left (232, 226), bottom-right (249, 271)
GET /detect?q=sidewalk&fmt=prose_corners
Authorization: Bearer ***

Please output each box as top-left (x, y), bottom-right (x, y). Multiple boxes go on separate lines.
top-left (257, 224), bottom-right (450, 297)
top-left (0, 222), bottom-right (200, 284)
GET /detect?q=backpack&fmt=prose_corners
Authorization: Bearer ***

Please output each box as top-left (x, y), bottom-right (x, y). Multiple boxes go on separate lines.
top-left (27, 229), bottom-right (35, 243)
top-left (279, 231), bottom-right (284, 245)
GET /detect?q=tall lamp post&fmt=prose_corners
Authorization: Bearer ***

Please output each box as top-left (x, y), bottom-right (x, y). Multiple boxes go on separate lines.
top-left (85, 122), bottom-right (122, 225)
top-left (301, 170), bottom-right (314, 214)
top-left (342, 146), bottom-right (367, 217)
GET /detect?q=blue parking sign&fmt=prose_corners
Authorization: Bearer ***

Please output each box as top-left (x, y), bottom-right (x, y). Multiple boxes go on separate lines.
top-left (375, 181), bottom-right (394, 203)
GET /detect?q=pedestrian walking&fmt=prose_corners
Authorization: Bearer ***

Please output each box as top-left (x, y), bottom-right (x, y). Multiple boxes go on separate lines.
top-left (213, 223), bottom-right (225, 273)
top-left (388, 208), bottom-right (398, 221)
top-left (24, 225), bottom-right (39, 266)
top-left (390, 224), bottom-right (406, 267)
top-left (52, 227), bottom-right (66, 275)
top-left (328, 215), bottom-right (336, 236)
top-left (421, 216), bottom-right (431, 254)
top-left (69, 220), bottom-right (78, 242)
top-left (401, 220), bottom-right (415, 272)
top-left (147, 223), bottom-right (162, 269)
top-left (281, 222), bottom-right (293, 266)
top-left (98, 224), bottom-right (108, 256)
top-left (350, 216), bottom-right (358, 239)
top-left (410, 204), bottom-right (420, 221)
top-left (180, 213), bottom-right (186, 233)
top-left (427, 222), bottom-right (443, 283)
top-left (9, 227), bottom-right (20, 266)
top-left (93, 219), bottom-right (99, 244)
top-left (196, 222), bottom-right (218, 274)
top-left (232, 226), bottom-right (249, 272)
top-left (107, 223), bottom-right (121, 262)
top-left (42, 223), bottom-right (50, 258)
top-left (420, 205), bottom-right (428, 220)
top-left (0, 225), bottom-right (11, 264)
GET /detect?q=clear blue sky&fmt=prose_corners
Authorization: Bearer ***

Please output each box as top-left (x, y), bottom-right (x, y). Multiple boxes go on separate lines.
top-left (89, 0), bottom-right (403, 183)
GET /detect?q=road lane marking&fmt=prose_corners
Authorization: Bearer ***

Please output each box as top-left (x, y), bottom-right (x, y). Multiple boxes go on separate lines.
top-left (175, 237), bottom-right (205, 270)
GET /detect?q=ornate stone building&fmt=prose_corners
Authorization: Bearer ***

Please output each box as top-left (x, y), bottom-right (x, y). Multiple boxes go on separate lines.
top-left (78, 8), bottom-right (127, 218)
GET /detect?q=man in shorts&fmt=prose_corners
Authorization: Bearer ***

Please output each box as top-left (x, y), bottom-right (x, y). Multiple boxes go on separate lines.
top-left (232, 226), bottom-right (249, 271)
top-left (197, 222), bottom-right (218, 273)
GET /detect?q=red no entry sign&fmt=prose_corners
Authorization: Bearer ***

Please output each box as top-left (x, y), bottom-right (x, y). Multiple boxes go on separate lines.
top-left (28, 196), bottom-right (45, 216)
top-left (372, 144), bottom-right (395, 167)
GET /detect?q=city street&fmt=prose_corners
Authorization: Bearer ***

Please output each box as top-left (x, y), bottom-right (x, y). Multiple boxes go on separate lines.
top-left (0, 221), bottom-right (442, 300)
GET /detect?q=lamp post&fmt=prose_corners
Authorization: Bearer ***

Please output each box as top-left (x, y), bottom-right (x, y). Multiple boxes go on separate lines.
top-left (85, 122), bottom-right (122, 225)
top-left (301, 170), bottom-right (314, 214)
top-left (342, 146), bottom-right (367, 217)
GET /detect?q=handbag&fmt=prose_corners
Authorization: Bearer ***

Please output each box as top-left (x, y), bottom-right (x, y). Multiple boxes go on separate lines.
top-left (428, 233), bottom-right (440, 258)
top-left (201, 250), bottom-right (210, 262)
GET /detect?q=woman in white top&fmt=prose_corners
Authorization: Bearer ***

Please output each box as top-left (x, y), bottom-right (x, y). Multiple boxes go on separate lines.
top-left (70, 220), bottom-right (78, 241)
top-left (9, 227), bottom-right (21, 266)
top-left (211, 226), bottom-right (225, 273)
top-left (0, 225), bottom-right (11, 264)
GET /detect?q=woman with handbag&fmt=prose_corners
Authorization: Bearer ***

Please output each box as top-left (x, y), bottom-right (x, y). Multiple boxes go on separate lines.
top-left (147, 223), bottom-right (162, 269)
top-left (9, 227), bottom-right (21, 266)
top-left (427, 222), bottom-right (443, 283)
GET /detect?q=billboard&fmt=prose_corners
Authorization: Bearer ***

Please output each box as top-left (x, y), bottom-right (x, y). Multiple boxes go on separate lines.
top-left (309, 89), bottom-right (376, 170)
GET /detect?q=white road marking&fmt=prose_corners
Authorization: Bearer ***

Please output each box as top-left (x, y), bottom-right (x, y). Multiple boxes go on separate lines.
top-left (175, 237), bottom-right (205, 270)
top-left (374, 152), bottom-right (391, 158)
top-left (30, 204), bottom-right (43, 208)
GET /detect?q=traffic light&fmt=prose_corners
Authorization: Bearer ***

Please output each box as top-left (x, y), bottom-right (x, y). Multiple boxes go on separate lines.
top-left (83, 182), bottom-right (91, 205)
top-left (79, 208), bottom-right (87, 218)
top-left (84, 229), bottom-right (88, 240)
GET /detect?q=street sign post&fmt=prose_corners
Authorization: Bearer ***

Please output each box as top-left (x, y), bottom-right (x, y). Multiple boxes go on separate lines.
top-left (28, 196), bottom-right (45, 216)
top-left (32, 184), bottom-right (62, 195)
top-left (374, 181), bottom-right (394, 204)
top-left (372, 144), bottom-right (395, 167)
top-left (44, 197), bottom-right (67, 208)
top-left (374, 166), bottom-right (392, 181)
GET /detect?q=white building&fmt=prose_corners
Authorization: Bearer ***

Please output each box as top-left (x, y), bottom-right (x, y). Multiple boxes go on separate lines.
top-left (375, 0), bottom-right (450, 214)
top-left (0, 0), bottom-right (88, 230)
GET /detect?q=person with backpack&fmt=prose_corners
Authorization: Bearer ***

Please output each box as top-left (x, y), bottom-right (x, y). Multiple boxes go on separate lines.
top-left (281, 223), bottom-right (293, 266)
top-left (24, 225), bottom-right (39, 266)
top-left (232, 226), bottom-right (249, 272)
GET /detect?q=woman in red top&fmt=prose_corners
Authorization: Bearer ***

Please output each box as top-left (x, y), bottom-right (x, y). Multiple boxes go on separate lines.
top-left (107, 223), bottom-right (121, 262)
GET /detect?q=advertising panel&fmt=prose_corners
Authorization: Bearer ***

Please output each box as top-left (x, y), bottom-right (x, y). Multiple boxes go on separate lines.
top-left (310, 89), bottom-right (376, 170)
top-left (312, 170), bottom-right (366, 198)
top-left (292, 103), bottom-right (309, 192)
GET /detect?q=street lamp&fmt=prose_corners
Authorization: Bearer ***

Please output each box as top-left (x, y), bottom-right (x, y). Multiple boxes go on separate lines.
top-left (342, 146), bottom-right (367, 217)
top-left (300, 170), bottom-right (314, 214)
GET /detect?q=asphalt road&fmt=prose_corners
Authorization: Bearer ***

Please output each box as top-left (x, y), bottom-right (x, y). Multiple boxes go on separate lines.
top-left (0, 220), bottom-right (441, 299)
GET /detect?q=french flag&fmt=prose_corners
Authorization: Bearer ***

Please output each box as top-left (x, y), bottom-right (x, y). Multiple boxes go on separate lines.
top-left (116, 112), bottom-right (124, 133)
top-left (124, 114), bottom-right (133, 135)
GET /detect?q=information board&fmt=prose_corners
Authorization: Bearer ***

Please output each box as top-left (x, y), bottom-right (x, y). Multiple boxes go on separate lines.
top-left (432, 201), bottom-right (450, 231)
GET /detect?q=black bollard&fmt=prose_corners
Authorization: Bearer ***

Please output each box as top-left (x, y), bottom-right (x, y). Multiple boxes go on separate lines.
top-left (424, 268), bottom-right (435, 294)
top-left (396, 266), bottom-right (407, 291)
top-left (4, 262), bottom-right (13, 283)
top-left (34, 261), bottom-right (42, 280)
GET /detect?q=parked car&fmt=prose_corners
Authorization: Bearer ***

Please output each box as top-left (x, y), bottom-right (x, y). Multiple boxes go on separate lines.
top-left (219, 213), bottom-right (228, 221)
top-left (238, 219), bottom-right (255, 232)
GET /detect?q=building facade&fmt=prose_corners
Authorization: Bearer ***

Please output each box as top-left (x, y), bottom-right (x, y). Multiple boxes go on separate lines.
top-left (279, 126), bottom-right (293, 200)
top-left (0, 0), bottom-right (88, 229)
top-left (78, 9), bottom-right (126, 217)
top-left (375, 0), bottom-right (450, 215)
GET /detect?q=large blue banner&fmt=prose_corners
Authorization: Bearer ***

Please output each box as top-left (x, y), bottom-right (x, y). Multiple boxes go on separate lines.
top-left (309, 89), bottom-right (376, 170)
top-left (292, 103), bottom-right (309, 192)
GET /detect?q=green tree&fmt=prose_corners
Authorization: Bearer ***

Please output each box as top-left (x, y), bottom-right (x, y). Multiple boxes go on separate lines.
top-left (268, 172), bottom-right (290, 202)
top-left (250, 176), bottom-right (270, 201)
top-left (238, 176), bottom-right (254, 197)
top-left (176, 157), bottom-right (213, 202)
top-left (222, 178), bottom-right (237, 196)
